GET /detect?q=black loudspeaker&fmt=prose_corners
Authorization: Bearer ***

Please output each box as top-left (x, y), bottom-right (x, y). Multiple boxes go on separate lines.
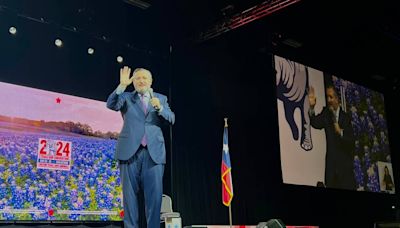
top-left (256, 219), bottom-right (286, 228)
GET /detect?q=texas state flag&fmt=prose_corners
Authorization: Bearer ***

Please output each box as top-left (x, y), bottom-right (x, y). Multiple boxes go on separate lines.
top-left (221, 125), bottom-right (233, 206)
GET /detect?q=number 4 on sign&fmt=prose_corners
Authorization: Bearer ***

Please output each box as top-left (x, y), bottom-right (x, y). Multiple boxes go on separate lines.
top-left (63, 142), bottom-right (70, 157)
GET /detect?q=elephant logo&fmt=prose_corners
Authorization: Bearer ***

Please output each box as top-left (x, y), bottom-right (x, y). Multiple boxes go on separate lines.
top-left (275, 56), bottom-right (313, 151)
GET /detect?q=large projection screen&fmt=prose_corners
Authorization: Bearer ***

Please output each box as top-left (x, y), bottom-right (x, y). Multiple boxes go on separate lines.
top-left (275, 55), bottom-right (394, 193)
top-left (0, 81), bottom-right (124, 220)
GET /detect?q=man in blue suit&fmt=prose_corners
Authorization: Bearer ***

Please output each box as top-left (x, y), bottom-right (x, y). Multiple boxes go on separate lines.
top-left (308, 85), bottom-right (355, 190)
top-left (107, 66), bottom-right (175, 228)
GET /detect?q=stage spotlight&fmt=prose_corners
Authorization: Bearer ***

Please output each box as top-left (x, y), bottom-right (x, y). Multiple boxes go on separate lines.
top-left (9, 26), bottom-right (17, 35)
top-left (117, 56), bottom-right (124, 63)
top-left (88, 48), bottom-right (95, 55)
top-left (55, 38), bottom-right (63, 47)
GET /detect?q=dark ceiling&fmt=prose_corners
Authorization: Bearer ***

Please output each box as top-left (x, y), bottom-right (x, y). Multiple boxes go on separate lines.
top-left (1, 0), bottom-right (399, 90)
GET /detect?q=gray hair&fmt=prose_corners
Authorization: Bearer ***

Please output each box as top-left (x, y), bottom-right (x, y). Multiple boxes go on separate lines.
top-left (132, 68), bottom-right (152, 80)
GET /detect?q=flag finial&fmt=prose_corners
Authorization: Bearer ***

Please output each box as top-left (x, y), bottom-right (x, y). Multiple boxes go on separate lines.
top-left (224, 118), bottom-right (228, 127)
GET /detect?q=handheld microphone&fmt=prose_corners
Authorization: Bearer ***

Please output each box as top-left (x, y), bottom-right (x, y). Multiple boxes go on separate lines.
top-left (148, 88), bottom-right (159, 110)
top-left (148, 88), bottom-right (154, 98)
top-left (329, 106), bottom-right (337, 124)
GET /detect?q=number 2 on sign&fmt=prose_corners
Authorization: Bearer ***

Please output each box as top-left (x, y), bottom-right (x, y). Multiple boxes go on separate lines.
top-left (39, 139), bottom-right (47, 155)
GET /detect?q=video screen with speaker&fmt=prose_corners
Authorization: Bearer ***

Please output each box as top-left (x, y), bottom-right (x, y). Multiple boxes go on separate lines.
top-left (275, 55), bottom-right (394, 193)
top-left (0, 81), bottom-right (124, 220)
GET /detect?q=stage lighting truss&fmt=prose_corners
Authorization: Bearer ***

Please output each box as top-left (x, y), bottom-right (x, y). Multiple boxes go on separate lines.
top-left (198, 0), bottom-right (301, 42)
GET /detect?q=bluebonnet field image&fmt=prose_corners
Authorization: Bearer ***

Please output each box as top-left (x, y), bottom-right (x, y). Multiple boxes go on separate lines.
top-left (332, 76), bottom-right (394, 193)
top-left (0, 82), bottom-right (124, 220)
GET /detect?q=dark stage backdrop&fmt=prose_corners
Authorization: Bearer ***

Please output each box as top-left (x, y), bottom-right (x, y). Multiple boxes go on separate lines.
top-left (1, 14), bottom-right (399, 228)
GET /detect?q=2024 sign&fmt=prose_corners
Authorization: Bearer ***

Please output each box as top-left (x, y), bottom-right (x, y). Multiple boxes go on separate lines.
top-left (37, 138), bottom-right (72, 171)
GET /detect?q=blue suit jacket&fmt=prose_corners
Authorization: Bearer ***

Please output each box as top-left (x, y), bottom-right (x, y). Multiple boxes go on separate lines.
top-left (310, 106), bottom-right (355, 189)
top-left (106, 89), bottom-right (175, 163)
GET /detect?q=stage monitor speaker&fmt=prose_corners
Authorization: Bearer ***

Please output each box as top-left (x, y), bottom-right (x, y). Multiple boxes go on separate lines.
top-left (257, 219), bottom-right (286, 228)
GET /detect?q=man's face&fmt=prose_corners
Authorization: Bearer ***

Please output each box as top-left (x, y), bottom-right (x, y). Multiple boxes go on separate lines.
top-left (326, 87), bottom-right (339, 110)
top-left (133, 70), bottom-right (152, 94)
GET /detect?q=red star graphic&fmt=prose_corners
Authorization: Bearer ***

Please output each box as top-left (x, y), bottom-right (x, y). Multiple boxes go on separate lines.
top-left (56, 97), bottom-right (61, 103)
top-left (48, 209), bottom-right (54, 216)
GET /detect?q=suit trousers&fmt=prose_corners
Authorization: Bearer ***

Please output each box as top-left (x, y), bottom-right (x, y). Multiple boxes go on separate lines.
top-left (119, 146), bottom-right (164, 228)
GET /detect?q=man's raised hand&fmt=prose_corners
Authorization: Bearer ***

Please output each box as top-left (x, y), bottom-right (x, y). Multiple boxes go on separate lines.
top-left (120, 66), bottom-right (133, 86)
top-left (308, 86), bottom-right (316, 109)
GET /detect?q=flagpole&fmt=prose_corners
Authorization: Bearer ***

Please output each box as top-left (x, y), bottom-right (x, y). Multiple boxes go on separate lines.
top-left (229, 204), bottom-right (233, 228)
